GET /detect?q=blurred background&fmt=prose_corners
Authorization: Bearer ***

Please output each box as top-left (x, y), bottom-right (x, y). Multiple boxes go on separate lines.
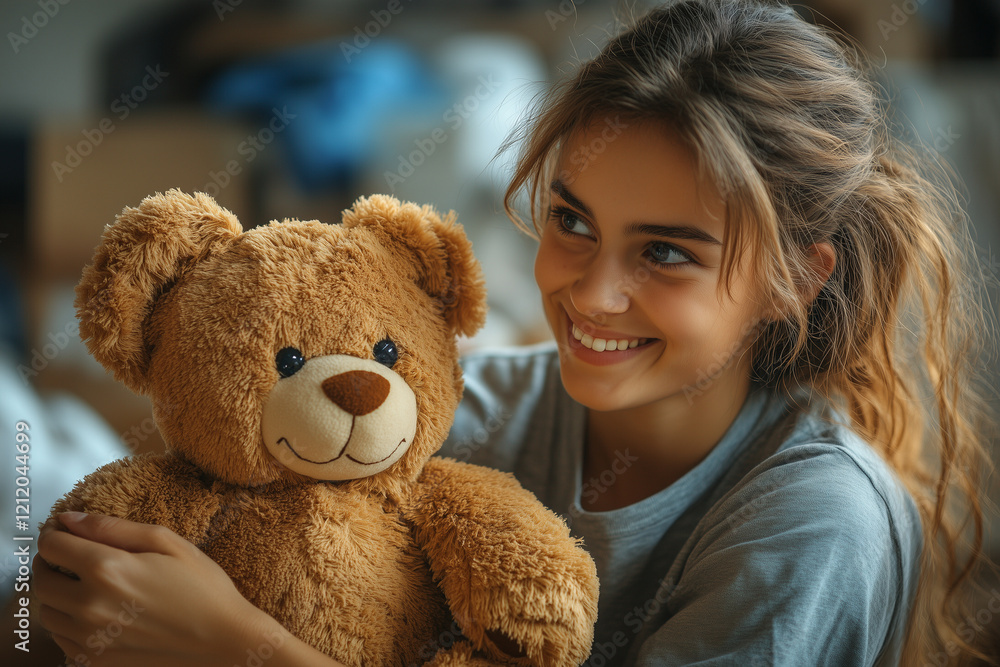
top-left (0, 0), bottom-right (997, 663)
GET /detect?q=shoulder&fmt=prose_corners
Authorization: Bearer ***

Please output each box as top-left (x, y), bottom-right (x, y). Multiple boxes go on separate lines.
top-left (715, 389), bottom-right (923, 558)
top-left (688, 434), bottom-right (922, 658)
top-left (658, 430), bottom-right (923, 664)
top-left (703, 399), bottom-right (924, 567)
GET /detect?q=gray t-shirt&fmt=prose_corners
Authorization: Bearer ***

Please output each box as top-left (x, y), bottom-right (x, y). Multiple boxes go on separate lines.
top-left (437, 343), bottom-right (923, 666)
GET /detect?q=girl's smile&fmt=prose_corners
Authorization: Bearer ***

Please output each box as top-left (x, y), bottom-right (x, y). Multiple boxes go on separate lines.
top-left (564, 311), bottom-right (655, 367)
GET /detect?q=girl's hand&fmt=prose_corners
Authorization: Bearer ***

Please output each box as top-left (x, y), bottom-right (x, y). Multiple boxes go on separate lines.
top-left (33, 512), bottom-right (292, 667)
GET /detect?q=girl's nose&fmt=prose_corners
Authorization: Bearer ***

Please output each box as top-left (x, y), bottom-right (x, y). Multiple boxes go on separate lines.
top-left (569, 254), bottom-right (631, 318)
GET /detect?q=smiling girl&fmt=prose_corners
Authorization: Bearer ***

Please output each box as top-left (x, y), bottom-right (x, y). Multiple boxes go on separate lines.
top-left (441, 0), bottom-right (997, 664)
top-left (34, 1), bottom-right (997, 665)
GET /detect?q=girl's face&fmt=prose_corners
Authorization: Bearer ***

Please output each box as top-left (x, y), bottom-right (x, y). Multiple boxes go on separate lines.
top-left (534, 120), bottom-right (769, 413)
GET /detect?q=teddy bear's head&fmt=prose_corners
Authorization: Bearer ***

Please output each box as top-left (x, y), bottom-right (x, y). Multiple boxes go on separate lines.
top-left (75, 190), bottom-right (486, 499)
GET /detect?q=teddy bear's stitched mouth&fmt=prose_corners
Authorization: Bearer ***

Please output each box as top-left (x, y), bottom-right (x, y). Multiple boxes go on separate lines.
top-left (277, 435), bottom-right (408, 466)
top-left (346, 438), bottom-right (408, 465)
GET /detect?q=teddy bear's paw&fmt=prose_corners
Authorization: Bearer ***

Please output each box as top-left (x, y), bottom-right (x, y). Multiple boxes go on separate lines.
top-left (460, 578), bottom-right (597, 667)
top-left (424, 639), bottom-right (515, 666)
top-left (478, 616), bottom-right (590, 667)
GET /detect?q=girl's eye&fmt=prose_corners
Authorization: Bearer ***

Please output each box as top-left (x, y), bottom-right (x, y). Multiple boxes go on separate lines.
top-left (647, 242), bottom-right (694, 269)
top-left (550, 206), bottom-right (594, 238)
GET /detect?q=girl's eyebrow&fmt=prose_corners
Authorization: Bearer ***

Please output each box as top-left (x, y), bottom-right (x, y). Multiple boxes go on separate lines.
top-left (626, 222), bottom-right (723, 247)
top-left (550, 178), bottom-right (593, 217)
top-left (550, 177), bottom-right (723, 247)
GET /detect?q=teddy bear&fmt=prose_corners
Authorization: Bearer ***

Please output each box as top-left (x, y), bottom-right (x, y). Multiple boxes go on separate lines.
top-left (44, 190), bottom-right (599, 666)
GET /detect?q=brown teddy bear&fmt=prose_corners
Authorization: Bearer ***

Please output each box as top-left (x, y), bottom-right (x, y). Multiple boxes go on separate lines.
top-left (44, 190), bottom-right (599, 666)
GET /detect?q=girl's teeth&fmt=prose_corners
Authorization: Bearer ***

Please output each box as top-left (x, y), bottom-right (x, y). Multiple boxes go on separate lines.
top-left (571, 324), bottom-right (646, 352)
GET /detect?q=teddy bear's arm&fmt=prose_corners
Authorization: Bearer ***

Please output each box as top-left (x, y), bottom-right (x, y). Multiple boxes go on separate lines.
top-left (44, 453), bottom-right (221, 545)
top-left (407, 456), bottom-right (599, 667)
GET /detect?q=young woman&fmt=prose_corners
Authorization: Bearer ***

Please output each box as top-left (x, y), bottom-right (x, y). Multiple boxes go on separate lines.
top-left (34, 1), bottom-right (997, 665)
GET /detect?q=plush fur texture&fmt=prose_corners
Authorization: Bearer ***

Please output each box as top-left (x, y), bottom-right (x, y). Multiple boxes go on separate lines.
top-left (46, 190), bottom-right (599, 666)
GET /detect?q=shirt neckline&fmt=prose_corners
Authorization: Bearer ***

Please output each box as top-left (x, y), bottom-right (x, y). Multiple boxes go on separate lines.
top-left (564, 383), bottom-right (780, 540)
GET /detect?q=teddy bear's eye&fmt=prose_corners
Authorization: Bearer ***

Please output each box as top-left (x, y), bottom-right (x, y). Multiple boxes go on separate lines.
top-left (372, 338), bottom-right (398, 368)
top-left (275, 347), bottom-right (306, 378)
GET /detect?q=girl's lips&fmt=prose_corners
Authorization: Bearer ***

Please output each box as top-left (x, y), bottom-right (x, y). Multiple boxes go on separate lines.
top-left (567, 317), bottom-right (641, 343)
top-left (571, 323), bottom-right (647, 351)
top-left (563, 316), bottom-right (656, 366)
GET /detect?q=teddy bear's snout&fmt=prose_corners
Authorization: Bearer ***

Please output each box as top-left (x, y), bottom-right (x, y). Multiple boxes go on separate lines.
top-left (261, 354), bottom-right (418, 481)
top-left (321, 371), bottom-right (390, 416)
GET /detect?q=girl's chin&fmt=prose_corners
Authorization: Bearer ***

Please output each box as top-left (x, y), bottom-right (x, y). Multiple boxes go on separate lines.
top-left (558, 374), bottom-right (618, 411)
top-left (557, 370), bottom-right (647, 413)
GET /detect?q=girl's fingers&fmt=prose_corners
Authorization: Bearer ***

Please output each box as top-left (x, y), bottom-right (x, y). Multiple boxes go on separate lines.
top-left (37, 515), bottom-right (191, 583)
top-left (48, 633), bottom-right (87, 667)
top-left (40, 605), bottom-right (119, 666)
top-left (38, 602), bottom-right (83, 643)
top-left (32, 553), bottom-right (80, 606)
top-left (57, 512), bottom-right (187, 555)
top-left (36, 527), bottom-right (121, 574)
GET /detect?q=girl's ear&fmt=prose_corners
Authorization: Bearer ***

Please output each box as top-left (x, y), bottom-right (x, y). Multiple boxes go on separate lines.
top-left (74, 190), bottom-right (243, 394)
top-left (342, 194), bottom-right (488, 338)
top-left (800, 242), bottom-right (837, 306)
top-left (762, 241), bottom-right (837, 321)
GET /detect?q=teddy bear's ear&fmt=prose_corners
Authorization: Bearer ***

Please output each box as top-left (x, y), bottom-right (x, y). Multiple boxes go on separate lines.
top-left (342, 195), bottom-right (487, 337)
top-left (74, 189), bottom-right (243, 394)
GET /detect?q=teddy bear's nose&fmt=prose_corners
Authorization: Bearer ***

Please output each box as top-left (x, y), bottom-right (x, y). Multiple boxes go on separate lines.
top-left (321, 370), bottom-right (391, 416)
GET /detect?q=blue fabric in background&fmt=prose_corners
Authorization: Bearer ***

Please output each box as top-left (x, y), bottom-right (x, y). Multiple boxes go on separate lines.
top-left (204, 40), bottom-right (449, 192)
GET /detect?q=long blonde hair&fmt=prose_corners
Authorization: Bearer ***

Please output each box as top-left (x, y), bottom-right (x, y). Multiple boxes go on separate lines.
top-left (502, 1), bottom-right (999, 663)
